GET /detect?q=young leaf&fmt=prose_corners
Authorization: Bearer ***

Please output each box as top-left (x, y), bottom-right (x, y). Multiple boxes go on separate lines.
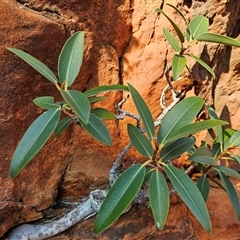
top-left (84, 85), bottom-right (129, 97)
top-left (229, 130), bottom-right (240, 148)
top-left (91, 108), bottom-right (116, 120)
top-left (163, 28), bottom-right (181, 52)
top-left (196, 175), bottom-right (210, 202)
top-left (157, 96), bottom-right (204, 145)
top-left (188, 54), bottom-right (215, 78)
top-left (155, 8), bottom-right (185, 43)
top-left (164, 164), bottom-right (211, 233)
top-left (33, 96), bottom-right (61, 110)
top-left (80, 113), bottom-right (112, 146)
top-left (7, 48), bottom-right (57, 84)
top-left (218, 171), bottom-right (240, 219)
top-left (58, 31), bottom-right (84, 87)
top-left (127, 124), bottom-right (154, 158)
top-left (60, 90), bottom-right (90, 124)
top-left (149, 170), bottom-right (169, 230)
top-left (188, 16), bottom-right (209, 39)
top-left (10, 108), bottom-right (61, 178)
top-left (160, 137), bottom-right (195, 161)
top-left (172, 54), bottom-right (186, 80)
top-left (196, 33), bottom-right (240, 47)
top-left (94, 164), bottom-right (146, 233)
top-left (54, 117), bottom-right (72, 136)
top-left (214, 166), bottom-right (240, 179)
top-left (128, 84), bottom-right (154, 140)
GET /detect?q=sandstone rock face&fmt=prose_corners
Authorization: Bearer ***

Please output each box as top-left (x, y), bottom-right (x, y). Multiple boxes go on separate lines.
top-left (1, 0), bottom-right (240, 239)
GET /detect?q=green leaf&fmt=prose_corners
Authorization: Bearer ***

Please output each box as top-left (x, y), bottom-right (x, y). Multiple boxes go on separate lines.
top-left (60, 90), bottom-right (90, 124)
top-left (80, 113), bottom-right (112, 146)
top-left (157, 96), bottom-right (204, 145)
top-left (33, 96), bottom-right (61, 110)
top-left (188, 16), bottom-right (209, 39)
top-left (160, 137), bottom-right (195, 161)
top-left (190, 146), bottom-right (217, 165)
top-left (91, 108), bottom-right (116, 120)
top-left (196, 33), bottom-right (240, 47)
top-left (58, 31), bottom-right (84, 87)
top-left (196, 175), bottom-right (210, 202)
top-left (54, 117), bottom-right (72, 136)
top-left (172, 54), bottom-right (186, 80)
top-left (165, 119), bottom-right (227, 144)
top-left (155, 8), bottom-right (185, 43)
top-left (128, 83), bottom-right (154, 140)
top-left (164, 164), bottom-right (211, 233)
top-left (229, 130), bottom-right (240, 148)
top-left (10, 108), bottom-right (61, 178)
top-left (218, 171), bottom-right (240, 219)
top-left (229, 154), bottom-right (240, 164)
top-left (214, 166), bottom-right (240, 179)
top-left (149, 170), bottom-right (169, 230)
top-left (94, 164), bottom-right (146, 233)
top-left (223, 128), bottom-right (236, 151)
top-left (7, 48), bottom-right (57, 84)
top-left (88, 96), bottom-right (107, 104)
top-left (84, 85), bottom-right (129, 97)
top-left (188, 54), bottom-right (215, 78)
top-left (127, 124), bottom-right (154, 158)
top-left (163, 28), bottom-right (181, 52)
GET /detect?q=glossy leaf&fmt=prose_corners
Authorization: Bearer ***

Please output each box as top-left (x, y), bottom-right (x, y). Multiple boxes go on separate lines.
top-left (229, 130), bottom-right (240, 148)
top-left (172, 54), bottom-right (186, 80)
top-left (54, 117), bottom-right (72, 136)
top-left (218, 171), bottom-right (240, 219)
top-left (58, 31), bottom-right (84, 87)
top-left (127, 124), bottom-right (153, 158)
top-left (160, 137), bottom-right (195, 161)
top-left (60, 90), bottom-right (90, 124)
top-left (158, 96), bottom-right (204, 145)
top-left (196, 175), bottom-right (210, 202)
top-left (33, 96), bottom-right (61, 110)
top-left (188, 16), bottom-right (209, 39)
top-left (80, 113), bottom-right (112, 146)
top-left (188, 54), bottom-right (215, 78)
top-left (164, 164), bottom-right (211, 233)
top-left (155, 8), bottom-right (184, 43)
top-left (196, 33), bottom-right (240, 47)
top-left (84, 85), bottom-right (129, 97)
top-left (10, 108), bottom-right (61, 178)
top-left (94, 164), bottom-right (146, 233)
top-left (91, 108), bottom-right (116, 120)
top-left (215, 166), bottom-right (240, 179)
top-left (128, 84), bottom-right (154, 140)
top-left (7, 48), bottom-right (57, 84)
top-left (149, 170), bottom-right (169, 230)
top-left (163, 28), bottom-right (181, 52)
top-left (165, 119), bottom-right (227, 144)
top-left (190, 146), bottom-right (217, 165)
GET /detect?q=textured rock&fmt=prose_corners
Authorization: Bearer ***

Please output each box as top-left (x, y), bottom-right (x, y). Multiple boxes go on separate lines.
top-left (1, 0), bottom-right (240, 238)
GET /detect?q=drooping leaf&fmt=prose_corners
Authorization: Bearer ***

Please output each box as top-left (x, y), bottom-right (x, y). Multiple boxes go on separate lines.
top-left (127, 124), bottom-right (154, 158)
top-left (60, 90), bottom-right (90, 124)
top-left (163, 28), bottom-right (181, 52)
top-left (155, 8), bottom-right (185, 43)
top-left (94, 164), bottom-right (146, 233)
top-left (218, 171), bottom-right (240, 219)
top-left (91, 108), bottom-right (116, 120)
top-left (188, 54), bottom-right (215, 78)
top-left (229, 130), bottom-right (240, 148)
top-left (196, 175), bottom-right (210, 202)
top-left (88, 96), bottom-right (107, 104)
top-left (190, 146), bottom-right (217, 165)
top-left (7, 48), bottom-right (57, 84)
top-left (33, 96), bottom-right (61, 110)
top-left (172, 54), bottom-right (186, 80)
top-left (160, 137), bottom-right (195, 161)
top-left (157, 96), bottom-right (204, 145)
top-left (149, 170), bottom-right (169, 230)
top-left (229, 154), bottom-right (240, 164)
top-left (84, 85), bottom-right (129, 97)
top-left (188, 16), bottom-right (209, 39)
top-left (10, 108), bottom-right (61, 178)
top-left (54, 117), bottom-right (72, 136)
top-left (214, 166), bottom-right (240, 179)
top-left (196, 33), bottom-right (240, 47)
top-left (164, 164), bottom-right (211, 233)
top-left (80, 113), bottom-right (112, 146)
top-left (58, 31), bottom-right (84, 87)
top-left (128, 84), bottom-right (154, 140)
